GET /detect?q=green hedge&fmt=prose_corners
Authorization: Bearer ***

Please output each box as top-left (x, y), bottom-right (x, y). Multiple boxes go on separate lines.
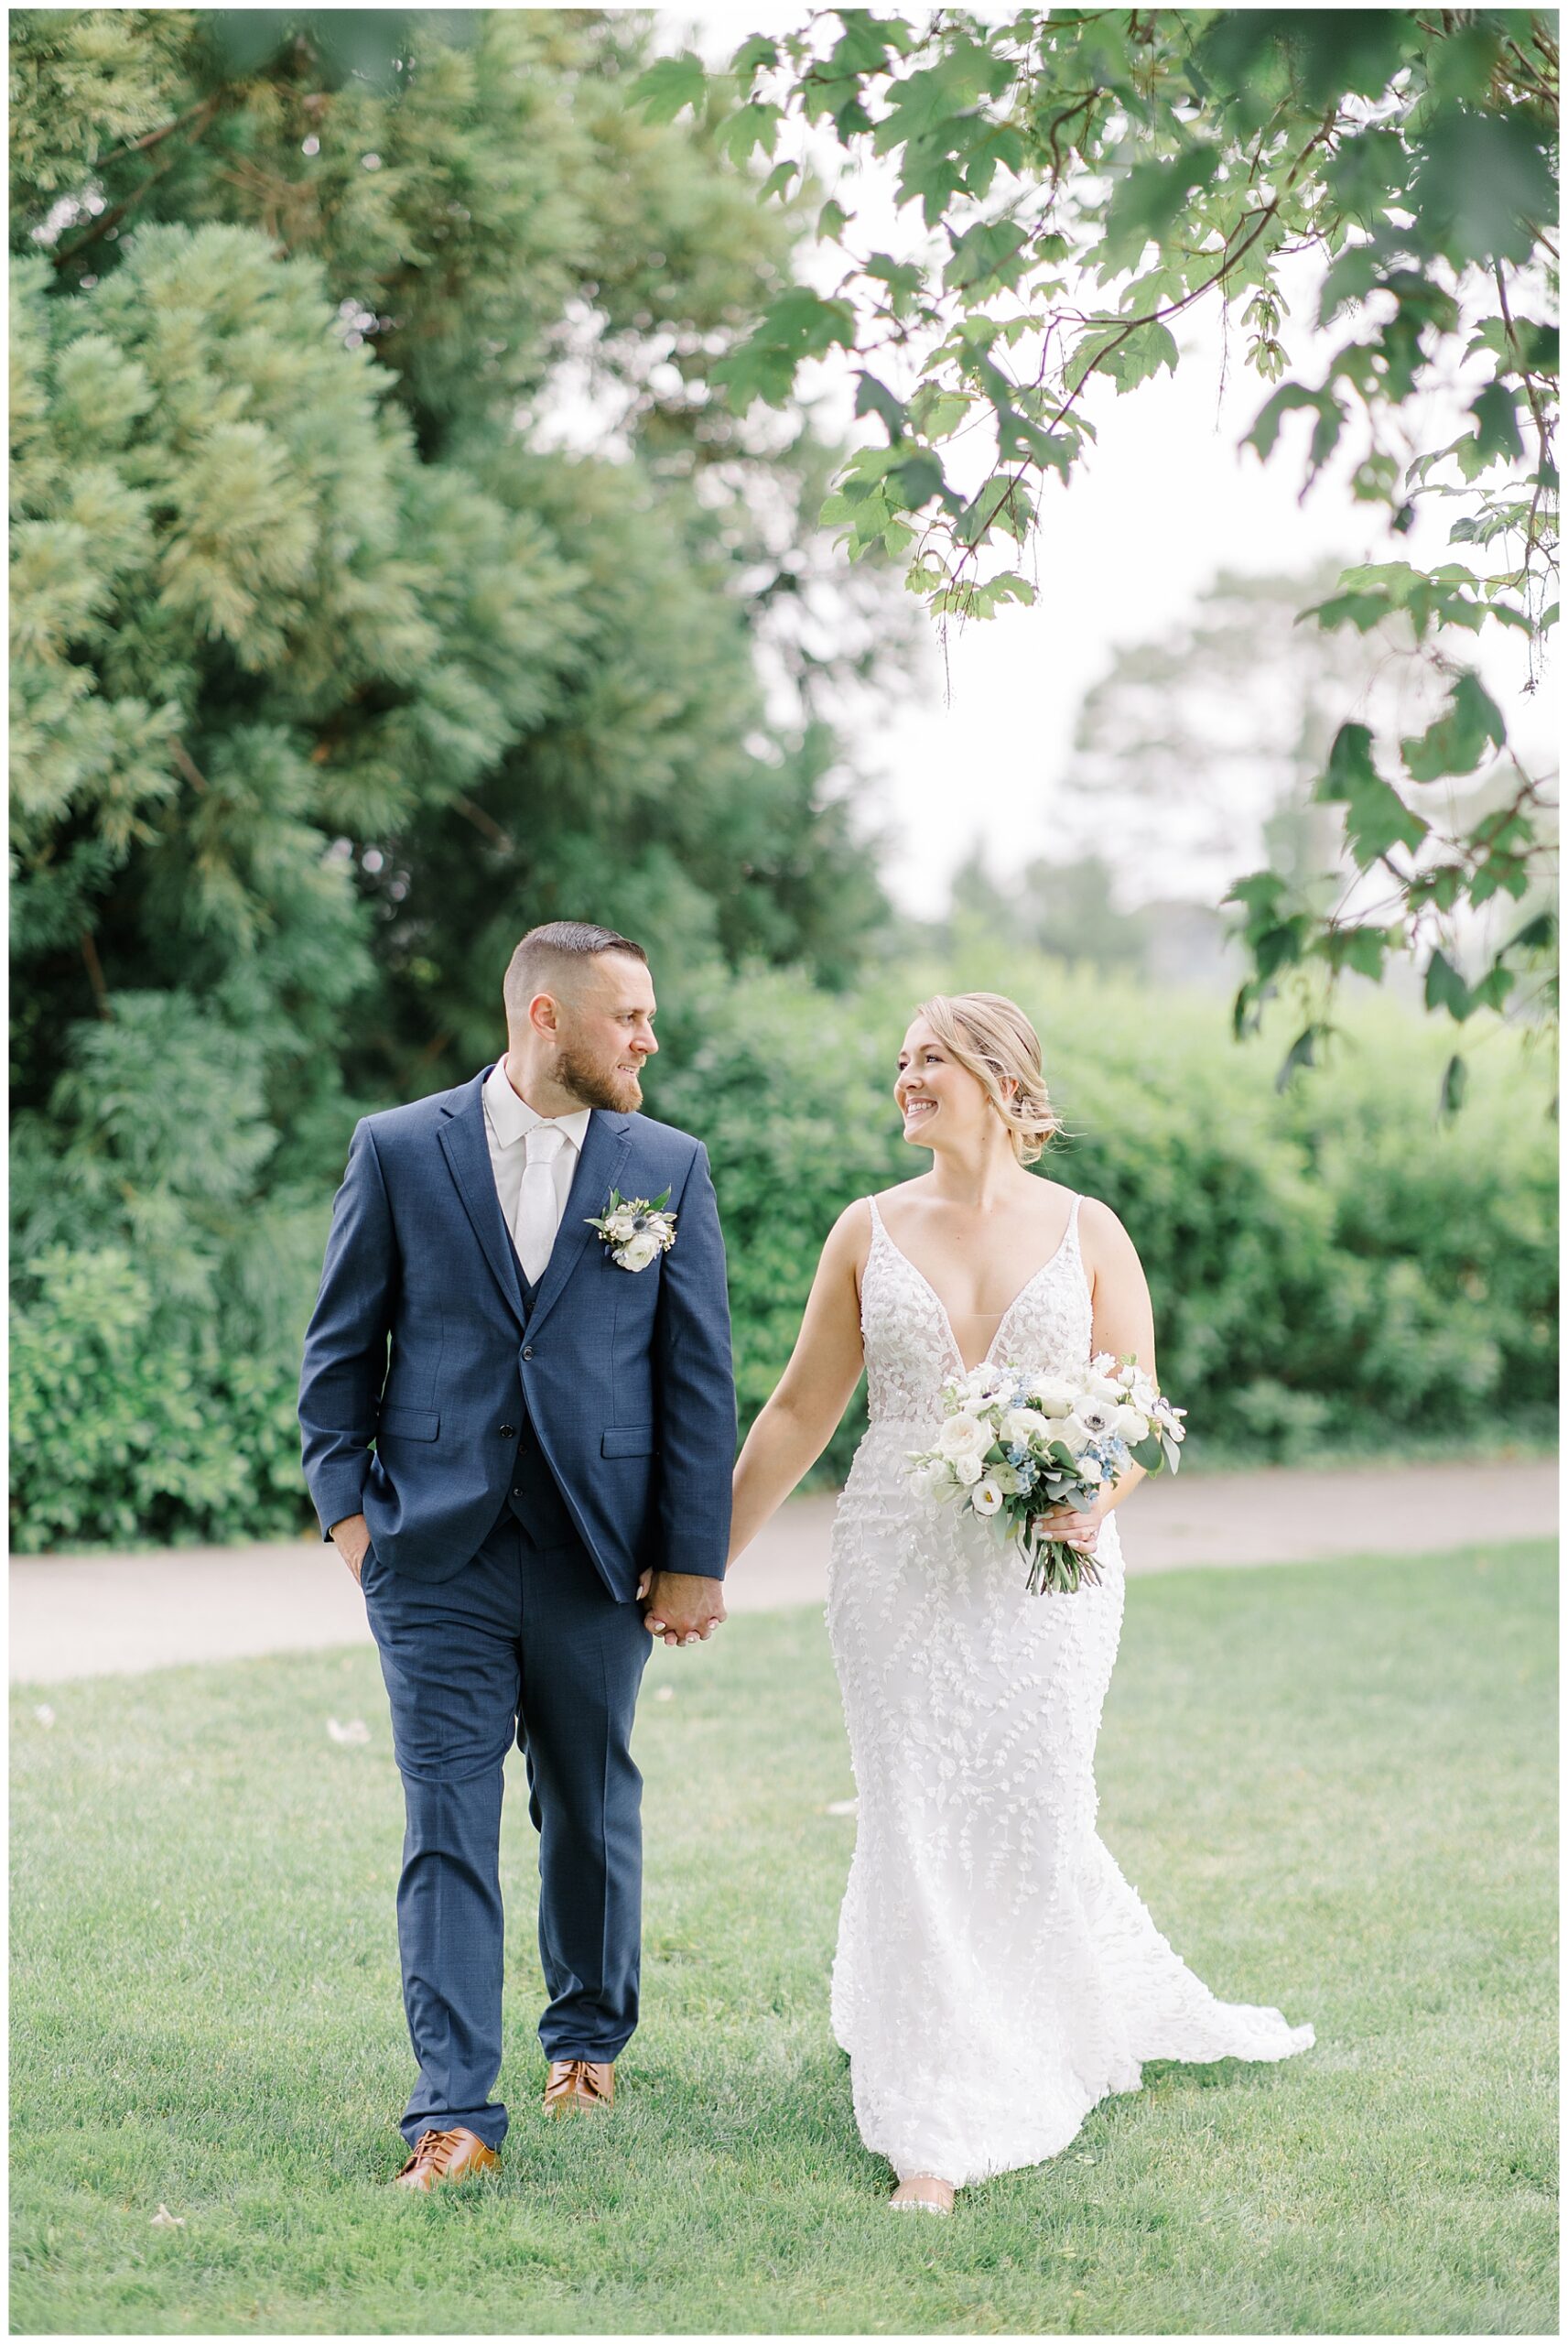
top-left (657, 955), bottom-right (1557, 1484)
top-left (10, 1247), bottom-right (305, 1548)
top-left (10, 957), bottom-right (1555, 1548)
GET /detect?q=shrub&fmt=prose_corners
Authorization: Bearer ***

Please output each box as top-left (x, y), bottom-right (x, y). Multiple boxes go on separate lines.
top-left (9, 957), bottom-right (1554, 1548)
top-left (10, 1247), bottom-right (305, 1548)
top-left (663, 953), bottom-right (1556, 1481)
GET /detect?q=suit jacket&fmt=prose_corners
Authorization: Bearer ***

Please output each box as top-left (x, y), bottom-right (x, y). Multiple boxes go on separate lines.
top-left (297, 1067), bottom-right (735, 1599)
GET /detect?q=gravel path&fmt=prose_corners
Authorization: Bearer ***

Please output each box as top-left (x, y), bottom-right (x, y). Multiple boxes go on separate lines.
top-left (10, 1457), bottom-right (1555, 1685)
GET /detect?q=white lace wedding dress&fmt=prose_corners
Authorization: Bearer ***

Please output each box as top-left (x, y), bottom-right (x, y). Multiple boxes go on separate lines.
top-left (826, 1190), bottom-right (1314, 2187)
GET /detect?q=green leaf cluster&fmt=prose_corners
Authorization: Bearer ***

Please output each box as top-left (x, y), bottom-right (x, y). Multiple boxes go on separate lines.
top-left (705, 6), bottom-right (1557, 1043)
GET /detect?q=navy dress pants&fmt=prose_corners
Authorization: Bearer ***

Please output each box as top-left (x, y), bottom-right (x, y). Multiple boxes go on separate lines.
top-left (362, 1501), bottom-right (651, 2149)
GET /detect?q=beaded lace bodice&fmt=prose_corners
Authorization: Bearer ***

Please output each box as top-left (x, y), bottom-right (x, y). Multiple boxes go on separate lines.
top-left (860, 1188), bottom-right (1091, 1426)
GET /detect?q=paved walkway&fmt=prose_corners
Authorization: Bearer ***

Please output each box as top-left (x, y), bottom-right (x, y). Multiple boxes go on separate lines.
top-left (10, 1458), bottom-right (1555, 1685)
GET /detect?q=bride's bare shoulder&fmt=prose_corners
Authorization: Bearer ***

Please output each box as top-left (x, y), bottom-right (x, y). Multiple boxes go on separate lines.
top-left (1070, 1189), bottom-right (1141, 1268)
top-left (822, 1195), bottom-right (877, 1275)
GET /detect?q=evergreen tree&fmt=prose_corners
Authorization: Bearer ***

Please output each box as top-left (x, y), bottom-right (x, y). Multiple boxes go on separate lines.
top-left (8, 7), bottom-right (905, 1546)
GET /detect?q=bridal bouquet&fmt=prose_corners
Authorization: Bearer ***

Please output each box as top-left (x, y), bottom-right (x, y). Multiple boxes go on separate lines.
top-left (907, 1355), bottom-right (1185, 1595)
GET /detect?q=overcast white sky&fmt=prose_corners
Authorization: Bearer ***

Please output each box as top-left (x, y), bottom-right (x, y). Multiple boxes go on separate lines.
top-left (669, 8), bottom-right (1554, 918)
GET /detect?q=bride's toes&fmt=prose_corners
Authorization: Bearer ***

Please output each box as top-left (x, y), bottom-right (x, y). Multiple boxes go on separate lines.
top-left (889, 2174), bottom-right (956, 2215)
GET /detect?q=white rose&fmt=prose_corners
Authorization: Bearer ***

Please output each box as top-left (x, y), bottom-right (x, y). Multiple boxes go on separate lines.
top-left (619, 1232), bottom-right (659, 1271)
top-left (937, 1412), bottom-right (988, 1458)
top-left (970, 1476), bottom-right (1005, 1515)
top-left (1115, 1406), bottom-right (1150, 1443)
top-left (953, 1450), bottom-right (984, 1486)
top-left (1000, 1407), bottom-right (1039, 1449)
top-left (1077, 1457), bottom-right (1105, 1485)
top-left (1086, 1373), bottom-right (1123, 1405)
top-left (1031, 1375), bottom-right (1077, 1416)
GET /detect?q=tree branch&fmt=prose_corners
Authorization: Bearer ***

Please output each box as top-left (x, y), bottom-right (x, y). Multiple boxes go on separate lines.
top-left (92, 90), bottom-right (222, 174)
top-left (52, 157), bottom-right (173, 269)
top-left (452, 794), bottom-right (516, 853)
top-left (80, 928), bottom-right (112, 1021)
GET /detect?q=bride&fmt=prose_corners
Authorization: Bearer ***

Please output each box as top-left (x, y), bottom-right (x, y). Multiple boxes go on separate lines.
top-left (726, 990), bottom-right (1314, 2213)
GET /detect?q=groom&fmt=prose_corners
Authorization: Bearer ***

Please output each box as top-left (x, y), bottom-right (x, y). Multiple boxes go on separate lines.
top-left (298, 921), bottom-right (733, 2189)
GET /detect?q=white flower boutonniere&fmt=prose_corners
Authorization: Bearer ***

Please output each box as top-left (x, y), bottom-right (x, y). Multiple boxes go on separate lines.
top-left (587, 1188), bottom-right (677, 1272)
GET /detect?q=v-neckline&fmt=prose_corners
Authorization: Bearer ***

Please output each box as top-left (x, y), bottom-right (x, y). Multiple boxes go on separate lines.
top-left (871, 1199), bottom-right (1076, 1378)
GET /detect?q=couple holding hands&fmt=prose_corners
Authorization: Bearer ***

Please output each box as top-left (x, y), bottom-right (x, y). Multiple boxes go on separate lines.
top-left (298, 920), bottom-right (1310, 2213)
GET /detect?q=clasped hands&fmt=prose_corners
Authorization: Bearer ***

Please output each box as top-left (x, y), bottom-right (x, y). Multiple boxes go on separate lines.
top-left (637, 1568), bottom-right (726, 1650)
top-left (335, 1513), bottom-right (723, 1649)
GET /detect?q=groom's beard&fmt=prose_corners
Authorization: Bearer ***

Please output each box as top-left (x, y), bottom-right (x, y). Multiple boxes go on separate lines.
top-left (554, 1046), bottom-right (643, 1113)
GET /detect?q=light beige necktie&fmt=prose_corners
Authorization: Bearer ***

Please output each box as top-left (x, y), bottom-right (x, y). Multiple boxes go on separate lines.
top-left (516, 1124), bottom-right (568, 1287)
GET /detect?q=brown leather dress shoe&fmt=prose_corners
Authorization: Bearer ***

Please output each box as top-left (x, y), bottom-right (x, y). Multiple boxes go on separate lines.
top-left (543, 2058), bottom-right (615, 2116)
top-left (393, 2127), bottom-right (500, 2191)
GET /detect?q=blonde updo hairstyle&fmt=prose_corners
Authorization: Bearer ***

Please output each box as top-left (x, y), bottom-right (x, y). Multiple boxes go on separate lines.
top-left (915, 992), bottom-right (1059, 1165)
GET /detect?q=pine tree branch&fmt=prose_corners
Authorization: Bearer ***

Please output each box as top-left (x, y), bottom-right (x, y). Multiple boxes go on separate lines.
top-left (80, 928), bottom-right (112, 1021)
top-left (169, 739), bottom-right (210, 794)
top-left (51, 88), bottom-right (231, 271)
top-left (451, 795), bottom-right (515, 853)
top-left (92, 91), bottom-right (223, 174)
top-left (52, 157), bottom-right (173, 270)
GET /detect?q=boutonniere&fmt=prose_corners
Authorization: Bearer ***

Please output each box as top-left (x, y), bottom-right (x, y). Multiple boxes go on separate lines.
top-left (587, 1188), bottom-right (677, 1272)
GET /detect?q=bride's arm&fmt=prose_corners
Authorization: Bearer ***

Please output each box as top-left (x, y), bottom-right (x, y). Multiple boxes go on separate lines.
top-left (728, 1201), bottom-right (871, 1566)
top-left (1080, 1196), bottom-right (1159, 1525)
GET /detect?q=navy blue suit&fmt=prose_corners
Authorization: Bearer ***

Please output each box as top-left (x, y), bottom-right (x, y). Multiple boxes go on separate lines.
top-left (298, 1068), bottom-right (735, 2144)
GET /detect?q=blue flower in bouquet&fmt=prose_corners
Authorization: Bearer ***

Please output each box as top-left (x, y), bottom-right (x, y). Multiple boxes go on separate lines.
top-left (906, 1350), bottom-right (1184, 1598)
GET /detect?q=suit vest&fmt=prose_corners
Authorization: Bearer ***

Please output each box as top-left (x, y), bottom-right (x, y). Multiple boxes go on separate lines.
top-left (499, 1229), bottom-right (580, 1552)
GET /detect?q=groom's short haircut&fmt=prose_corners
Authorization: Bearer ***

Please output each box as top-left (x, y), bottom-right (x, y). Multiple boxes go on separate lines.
top-left (503, 921), bottom-right (650, 1023)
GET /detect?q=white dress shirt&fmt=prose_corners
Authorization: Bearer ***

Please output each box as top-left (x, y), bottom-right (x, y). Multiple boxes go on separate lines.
top-left (482, 1058), bottom-right (591, 1280)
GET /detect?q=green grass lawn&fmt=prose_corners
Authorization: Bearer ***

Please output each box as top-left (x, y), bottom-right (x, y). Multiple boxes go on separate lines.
top-left (12, 1543), bottom-right (1556, 2335)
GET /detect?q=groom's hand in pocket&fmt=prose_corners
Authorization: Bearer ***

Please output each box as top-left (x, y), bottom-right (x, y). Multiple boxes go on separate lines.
top-left (330, 1513), bottom-right (372, 1584)
top-left (639, 1569), bottom-right (726, 1649)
